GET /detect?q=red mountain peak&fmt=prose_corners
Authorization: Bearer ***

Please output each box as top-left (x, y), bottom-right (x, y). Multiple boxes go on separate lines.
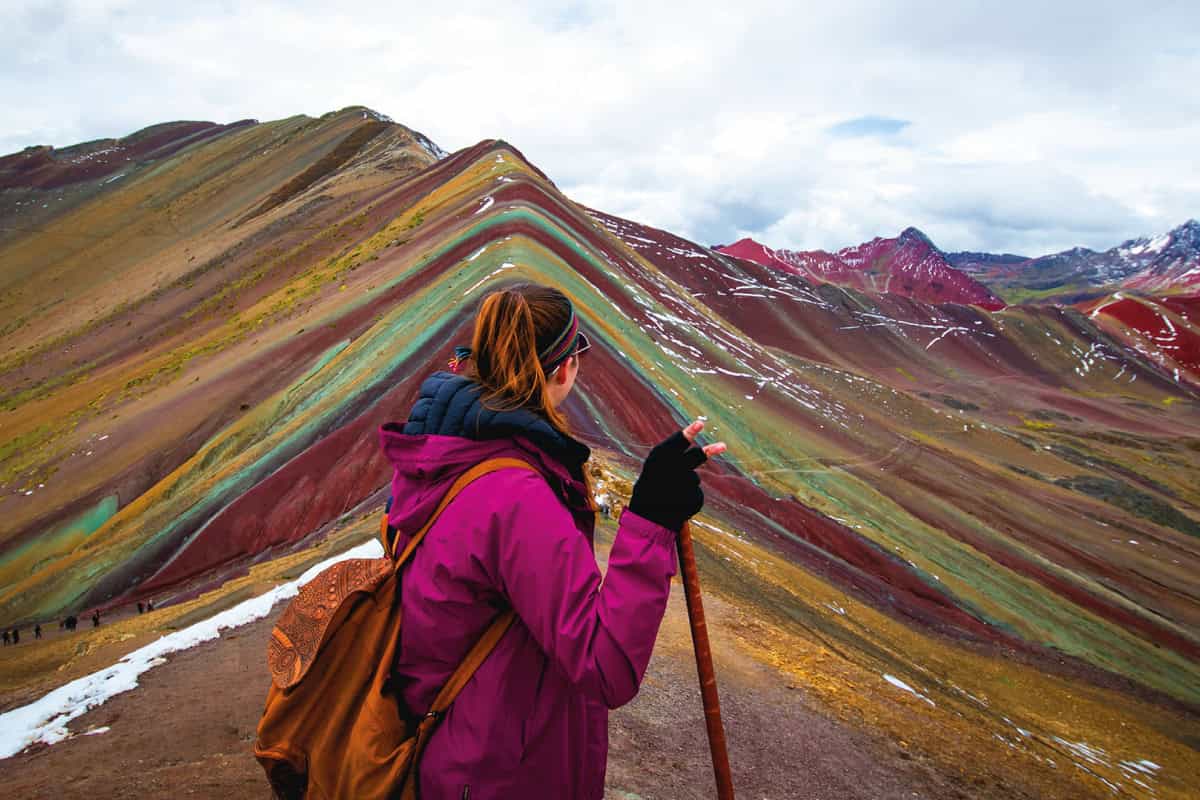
top-left (718, 229), bottom-right (1006, 310)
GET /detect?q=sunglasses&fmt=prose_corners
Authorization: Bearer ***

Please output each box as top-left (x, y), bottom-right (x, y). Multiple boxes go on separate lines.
top-left (549, 332), bottom-right (591, 376)
top-left (572, 331), bottom-right (591, 358)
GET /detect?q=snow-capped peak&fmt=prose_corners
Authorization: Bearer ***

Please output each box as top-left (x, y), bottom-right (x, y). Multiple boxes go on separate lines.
top-left (1118, 233), bottom-right (1171, 258)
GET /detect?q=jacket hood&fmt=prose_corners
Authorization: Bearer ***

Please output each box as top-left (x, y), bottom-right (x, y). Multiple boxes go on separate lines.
top-left (379, 372), bottom-right (592, 537)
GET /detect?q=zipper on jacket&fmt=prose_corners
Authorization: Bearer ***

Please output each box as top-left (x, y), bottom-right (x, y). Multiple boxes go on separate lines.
top-left (461, 786), bottom-right (471, 800)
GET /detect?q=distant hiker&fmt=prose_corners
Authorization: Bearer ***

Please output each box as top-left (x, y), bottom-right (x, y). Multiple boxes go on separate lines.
top-left (146, 600), bottom-right (154, 612)
top-left (65, 615), bottom-right (77, 632)
top-left (92, 611), bottom-right (100, 628)
top-left (2, 630), bottom-right (8, 646)
top-left (34, 624), bottom-right (41, 640)
top-left (137, 601), bottom-right (144, 614)
top-left (11, 628), bottom-right (18, 645)
top-left (375, 284), bottom-right (725, 797)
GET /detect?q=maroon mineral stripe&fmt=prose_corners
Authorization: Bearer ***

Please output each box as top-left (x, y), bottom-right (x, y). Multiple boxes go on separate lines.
top-left (699, 472), bottom-right (1005, 645)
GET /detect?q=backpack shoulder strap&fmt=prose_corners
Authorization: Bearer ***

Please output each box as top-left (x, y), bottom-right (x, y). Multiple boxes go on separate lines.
top-left (428, 608), bottom-right (517, 716)
top-left (395, 458), bottom-right (541, 797)
top-left (388, 456), bottom-right (540, 565)
top-left (400, 611), bottom-right (518, 800)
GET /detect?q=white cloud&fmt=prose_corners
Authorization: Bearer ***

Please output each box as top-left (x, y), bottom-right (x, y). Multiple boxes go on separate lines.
top-left (2, 0), bottom-right (1198, 255)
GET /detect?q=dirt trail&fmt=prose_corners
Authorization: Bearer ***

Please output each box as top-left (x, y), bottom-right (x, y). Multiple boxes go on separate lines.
top-left (0, 571), bottom-right (975, 800)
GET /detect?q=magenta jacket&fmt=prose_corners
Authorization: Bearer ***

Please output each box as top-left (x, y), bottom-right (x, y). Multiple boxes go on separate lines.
top-left (379, 373), bottom-right (678, 800)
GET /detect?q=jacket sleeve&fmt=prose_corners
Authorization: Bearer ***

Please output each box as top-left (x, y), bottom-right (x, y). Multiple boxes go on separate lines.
top-left (488, 470), bottom-right (678, 709)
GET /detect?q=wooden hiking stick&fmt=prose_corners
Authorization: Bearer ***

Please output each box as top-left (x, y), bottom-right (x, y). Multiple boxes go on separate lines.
top-left (677, 520), bottom-right (735, 799)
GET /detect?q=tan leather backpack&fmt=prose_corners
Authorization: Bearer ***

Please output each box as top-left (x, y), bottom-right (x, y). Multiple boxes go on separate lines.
top-left (254, 457), bottom-right (537, 799)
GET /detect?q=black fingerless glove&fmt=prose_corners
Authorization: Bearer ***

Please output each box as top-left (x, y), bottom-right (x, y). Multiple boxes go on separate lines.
top-left (628, 430), bottom-right (708, 533)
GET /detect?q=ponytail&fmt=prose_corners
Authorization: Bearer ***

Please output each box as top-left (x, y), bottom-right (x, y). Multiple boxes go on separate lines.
top-left (471, 289), bottom-right (548, 413)
top-left (464, 283), bottom-right (592, 507)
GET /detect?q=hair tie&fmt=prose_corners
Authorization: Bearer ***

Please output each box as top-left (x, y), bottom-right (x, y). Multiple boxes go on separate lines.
top-left (448, 345), bottom-right (473, 373)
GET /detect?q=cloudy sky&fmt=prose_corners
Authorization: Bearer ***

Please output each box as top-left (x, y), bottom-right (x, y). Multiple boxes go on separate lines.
top-left (4, 0), bottom-right (1198, 255)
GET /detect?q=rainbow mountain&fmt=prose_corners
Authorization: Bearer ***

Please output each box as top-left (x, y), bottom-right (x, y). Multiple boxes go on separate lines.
top-left (2, 107), bottom-right (1199, 797)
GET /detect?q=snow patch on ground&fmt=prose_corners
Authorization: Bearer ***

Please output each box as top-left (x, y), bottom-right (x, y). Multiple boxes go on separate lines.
top-left (882, 673), bottom-right (936, 706)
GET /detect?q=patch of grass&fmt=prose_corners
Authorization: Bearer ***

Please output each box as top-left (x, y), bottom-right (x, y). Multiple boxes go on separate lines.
top-left (1005, 464), bottom-right (1046, 481)
top-left (0, 422), bottom-right (54, 467)
top-left (939, 395), bottom-right (979, 411)
top-left (1053, 474), bottom-right (1200, 538)
top-left (998, 282), bottom-right (1104, 306)
top-left (1028, 408), bottom-right (1078, 422)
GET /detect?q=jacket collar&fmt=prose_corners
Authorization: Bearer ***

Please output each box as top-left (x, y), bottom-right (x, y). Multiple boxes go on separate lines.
top-left (378, 372), bottom-right (593, 536)
top-left (400, 371), bottom-right (591, 479)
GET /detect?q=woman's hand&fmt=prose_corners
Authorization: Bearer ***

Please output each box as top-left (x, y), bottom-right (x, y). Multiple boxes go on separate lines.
top-left (628, 419), bottom-right (726, 532)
